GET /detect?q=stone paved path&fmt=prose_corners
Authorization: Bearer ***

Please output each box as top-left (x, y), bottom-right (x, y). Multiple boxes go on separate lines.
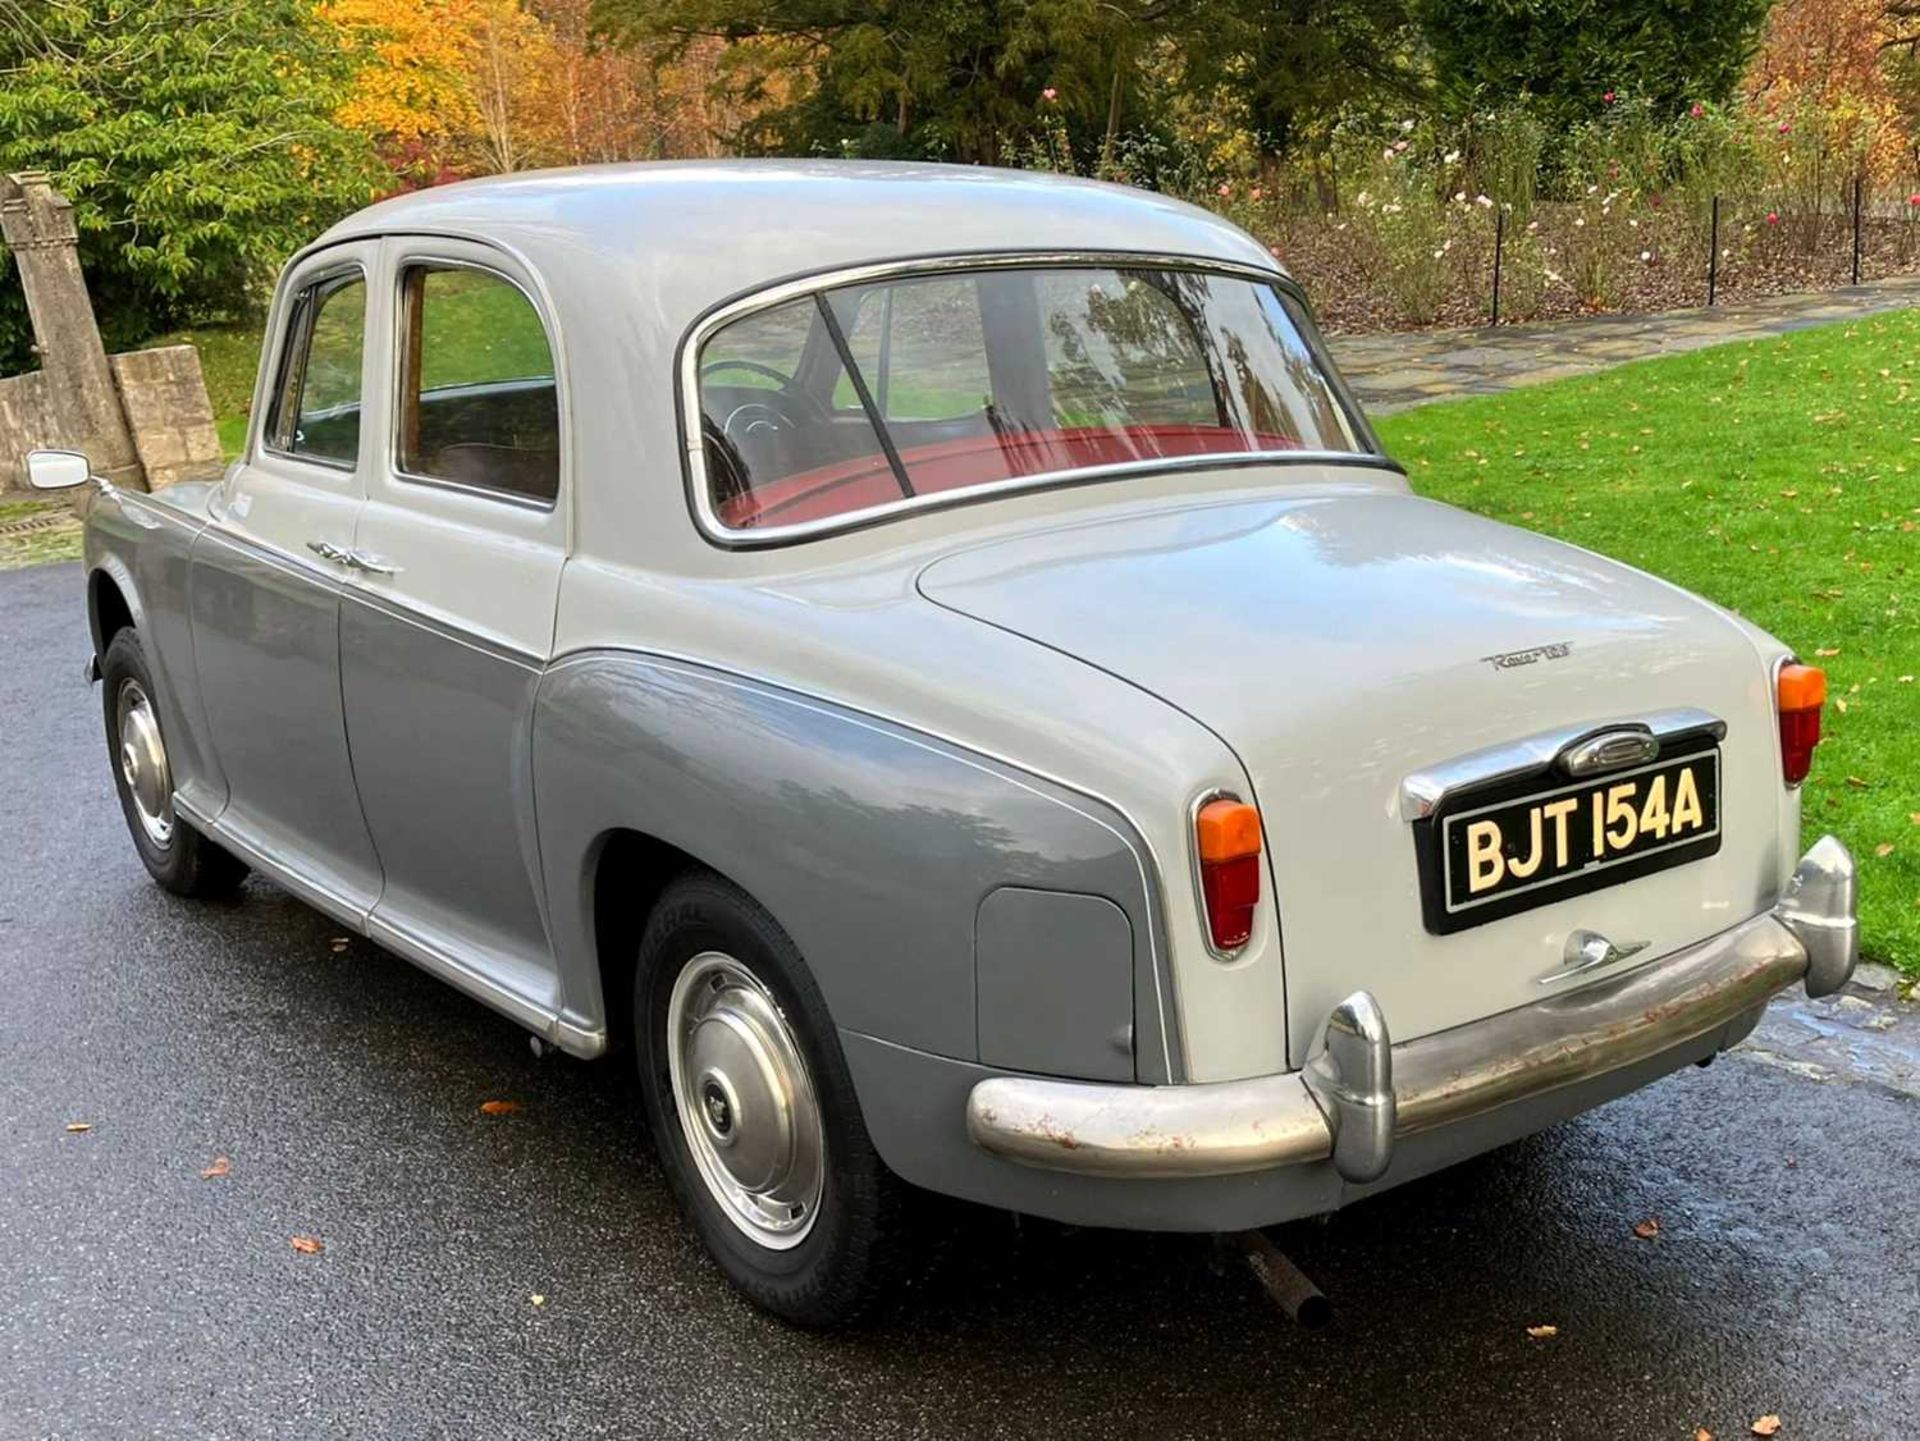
top-left (1329, 276), bottom-right (1920, 414)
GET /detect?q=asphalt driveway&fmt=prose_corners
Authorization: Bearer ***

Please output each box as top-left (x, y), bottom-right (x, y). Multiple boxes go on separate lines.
top-left (2, 561), bottom-right (1915, 1440)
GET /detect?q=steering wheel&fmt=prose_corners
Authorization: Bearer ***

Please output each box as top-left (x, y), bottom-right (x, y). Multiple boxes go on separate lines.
top-left (701, 358), bottom-right (828, 444)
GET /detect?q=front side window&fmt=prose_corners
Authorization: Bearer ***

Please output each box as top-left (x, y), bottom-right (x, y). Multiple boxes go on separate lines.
top-left (694, 262), bottom-right (1368, 535)
top-left (268, 272), bottom-right (365, 466)
top-left (397, 265), bottom-right (559, 504)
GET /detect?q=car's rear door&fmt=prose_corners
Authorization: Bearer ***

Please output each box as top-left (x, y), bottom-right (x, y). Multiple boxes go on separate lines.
top-left (188, 241), bottom-right (383, 912)
top-left (336, 238), bottom-right (568, 1005)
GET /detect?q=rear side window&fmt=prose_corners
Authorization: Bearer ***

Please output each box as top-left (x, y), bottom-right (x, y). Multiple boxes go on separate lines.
top-left (267, 272), bottom-right (365, 466)
top-left (396, 265), bottom-right (560, 505)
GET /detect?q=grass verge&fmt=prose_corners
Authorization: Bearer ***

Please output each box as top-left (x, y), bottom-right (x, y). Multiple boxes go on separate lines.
top-left (1379, 309), bottom-right (1920, 976)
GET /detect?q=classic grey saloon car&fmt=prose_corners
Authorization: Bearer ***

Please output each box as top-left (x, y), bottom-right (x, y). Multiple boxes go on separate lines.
top-left (32, 161), bottom-right (1856, 1326)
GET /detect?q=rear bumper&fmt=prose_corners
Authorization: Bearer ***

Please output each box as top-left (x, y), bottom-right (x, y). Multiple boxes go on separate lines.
top-left (966, 835), bottom-right (1856, 1182)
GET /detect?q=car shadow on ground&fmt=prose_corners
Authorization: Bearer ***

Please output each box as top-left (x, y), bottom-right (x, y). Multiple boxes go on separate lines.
top-left (136, 864), bottom-right (1884, 1436)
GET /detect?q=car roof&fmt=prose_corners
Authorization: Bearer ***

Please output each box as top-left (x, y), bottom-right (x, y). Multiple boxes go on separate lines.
top-left (299, 161), bottom-right (1302, 575)
top-left (311, 160), bottom-right (1286, 315)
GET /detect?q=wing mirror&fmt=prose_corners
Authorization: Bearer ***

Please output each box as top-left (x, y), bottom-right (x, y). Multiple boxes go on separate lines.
top-left (24, 448), bottom-right (94, 491)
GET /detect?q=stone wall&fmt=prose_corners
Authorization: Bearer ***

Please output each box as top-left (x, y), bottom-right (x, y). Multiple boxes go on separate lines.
top-left (0, 371), bottom-right (62, 489)
top-left (0, 172), bottom-right (224, 494)
top-left (0, 347), bottom-right (223, 491)
top-left (108, 346), bottom-right (224, 489)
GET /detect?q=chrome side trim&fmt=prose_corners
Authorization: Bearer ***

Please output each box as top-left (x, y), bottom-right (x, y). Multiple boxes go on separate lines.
top-left (676, 249), bottom-right (1392, 548)
top-left (368, 913), bottom-right (607, 1060)
top-left (175, 796), bottom-right (606, 1060)
top-left (964, 835), bottom-right (1851, 1179)
top-left (173, 794), bottom-right (372, 930)
top-left (336, 574), bottom-right (544, 670)
top-left (1398, 706), bottom-right (1725, 821)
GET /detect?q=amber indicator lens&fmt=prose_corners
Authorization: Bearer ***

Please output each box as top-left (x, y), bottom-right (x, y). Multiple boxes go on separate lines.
top-left (1777, 662), bottom-right (1826, 785)
top-left (1196, 799), bottom-right (1261, 950)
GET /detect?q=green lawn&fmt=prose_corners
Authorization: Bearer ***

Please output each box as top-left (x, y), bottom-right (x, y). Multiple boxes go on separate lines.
top-left (1377, 310), bottom-right (1920, 977)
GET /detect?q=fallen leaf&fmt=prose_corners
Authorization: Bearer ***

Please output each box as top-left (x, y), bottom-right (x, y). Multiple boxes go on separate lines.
top-left (531, 1293), bottom-right (547, 1307)
top-left (1876, 843), bottom-right (1896, 858)
top-left (1898, 675), bottom-right (1915, 684)
top-left (1633, 1216), bottom-right (1661, 1240)
top-left (328, 937), bottom-right (349, 953)
top-left (1845, 776), bottom-right (1870, 789)
top-left (1696, 1430), bottom-right (1715, 1441)
top-left (200, 1155), bottom-right (231, 1179)
top-left (290, 1235), bottom-right (324, 1255)
top-left (1525, 1324), bottom-right (1558, 1338)
top-left (1751, 1416), bottom-right (1782, 1437)
top-left (1834, 696), bottom-right (1848, 713)
top-left (64, 1122), bottom-right (91, 1134)
top-left (479, 1100), bottom-right (521, 1116)
top-left (1814, 647), bottom-right (1840, 657)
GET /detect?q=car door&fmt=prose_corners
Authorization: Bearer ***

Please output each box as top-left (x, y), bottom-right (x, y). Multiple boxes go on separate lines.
top-left (335, 239), bottom-right (568, 1002)
top-left (188, 242), bottom-right (384, 912)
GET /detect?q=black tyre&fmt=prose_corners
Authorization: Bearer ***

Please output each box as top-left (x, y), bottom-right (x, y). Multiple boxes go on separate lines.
top-left (634, 870), bottom-right (913, 1327)
top-left (100, 628), bottom-right (248, 900)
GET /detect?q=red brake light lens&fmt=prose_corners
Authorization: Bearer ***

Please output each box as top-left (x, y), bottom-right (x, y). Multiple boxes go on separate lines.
top-left (1778, 662), bottom-right (1826, 786)
top-left (1196, 798), bottom-right (1262, 951)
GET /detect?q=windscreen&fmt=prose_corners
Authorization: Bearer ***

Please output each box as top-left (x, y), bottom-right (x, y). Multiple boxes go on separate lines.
top-left (695, 264), bottom-right (1368, 533)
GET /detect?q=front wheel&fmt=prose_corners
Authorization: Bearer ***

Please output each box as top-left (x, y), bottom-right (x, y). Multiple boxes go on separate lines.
top-left (100, 628), bottom-right (247, 900)
top-left (633, 871), bottom-right (914, 1327)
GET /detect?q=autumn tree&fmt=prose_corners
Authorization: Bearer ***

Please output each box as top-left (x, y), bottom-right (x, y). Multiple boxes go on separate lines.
top-left (1747, 0), bottom-right (1913, 184)
top-left (321, 0), bottom-right (553, 177)
top-left (593, 0), bottom-right (1218, 165)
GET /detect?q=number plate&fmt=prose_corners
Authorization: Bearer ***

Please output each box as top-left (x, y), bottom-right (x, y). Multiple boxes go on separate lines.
top-left (1415, 747), bottom-right (1722, 934)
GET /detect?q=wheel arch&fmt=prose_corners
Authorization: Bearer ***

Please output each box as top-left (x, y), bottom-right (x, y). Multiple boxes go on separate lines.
top-left (88, 563), bottom-right (140, 658)
top-left (582, 826), bottom-right (709, 1053)
top-left (534, 650), bottom-right (1175, 1078)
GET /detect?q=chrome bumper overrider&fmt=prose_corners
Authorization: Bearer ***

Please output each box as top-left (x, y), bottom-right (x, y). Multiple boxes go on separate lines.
top-left (966, 836), bottom-right (1857, 1183)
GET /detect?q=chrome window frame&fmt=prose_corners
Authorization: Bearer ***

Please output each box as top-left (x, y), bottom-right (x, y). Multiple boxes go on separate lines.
top-left (386, 254), bottom-right (564, 514)
top-left (261, 261), bottom-right (369, 474)
top-left (676, 250), bottom-right (1397, 549)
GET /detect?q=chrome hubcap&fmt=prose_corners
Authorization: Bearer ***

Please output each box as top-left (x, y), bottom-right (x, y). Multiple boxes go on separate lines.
top-left (667, 952), bottom-right (824, 1249)
top-left (115, 678), bottom-right (174, 847)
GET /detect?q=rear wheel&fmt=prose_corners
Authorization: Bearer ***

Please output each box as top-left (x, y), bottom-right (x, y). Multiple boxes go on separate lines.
top-left (100, 629), bottom-right (247, 900)
top-left (634, 871), bottom-right (913, 1327)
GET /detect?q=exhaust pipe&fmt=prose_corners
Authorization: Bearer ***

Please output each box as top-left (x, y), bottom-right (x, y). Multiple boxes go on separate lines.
top-left (1228, 1230), bottom-right (1332, 1330)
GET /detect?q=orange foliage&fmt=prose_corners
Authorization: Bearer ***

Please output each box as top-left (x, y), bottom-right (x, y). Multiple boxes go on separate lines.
top-left (1745, 0), bottom-right (1910, 182)
top-left (321, 0), bottom-right (736, 179)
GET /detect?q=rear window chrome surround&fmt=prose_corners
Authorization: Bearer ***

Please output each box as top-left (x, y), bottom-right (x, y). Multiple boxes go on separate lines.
top-left (676, 250), bottom-right (1397, 549)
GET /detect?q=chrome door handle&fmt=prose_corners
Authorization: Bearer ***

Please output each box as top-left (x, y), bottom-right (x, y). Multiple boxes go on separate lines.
top-left (343, 548), bottom-right (401, 576)
top-left (306, 539), bottom-right (350, 563)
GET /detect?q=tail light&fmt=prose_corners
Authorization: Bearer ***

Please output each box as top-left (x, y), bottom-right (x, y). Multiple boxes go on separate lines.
top-left (1196, 797), bottom-right (1262, 952)
top-left (1778, 662), bottom-right (1826, 786)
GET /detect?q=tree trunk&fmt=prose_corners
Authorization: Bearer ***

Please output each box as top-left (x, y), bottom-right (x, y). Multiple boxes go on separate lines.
top-left (1099, 61), bottom-right (1125, 178)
